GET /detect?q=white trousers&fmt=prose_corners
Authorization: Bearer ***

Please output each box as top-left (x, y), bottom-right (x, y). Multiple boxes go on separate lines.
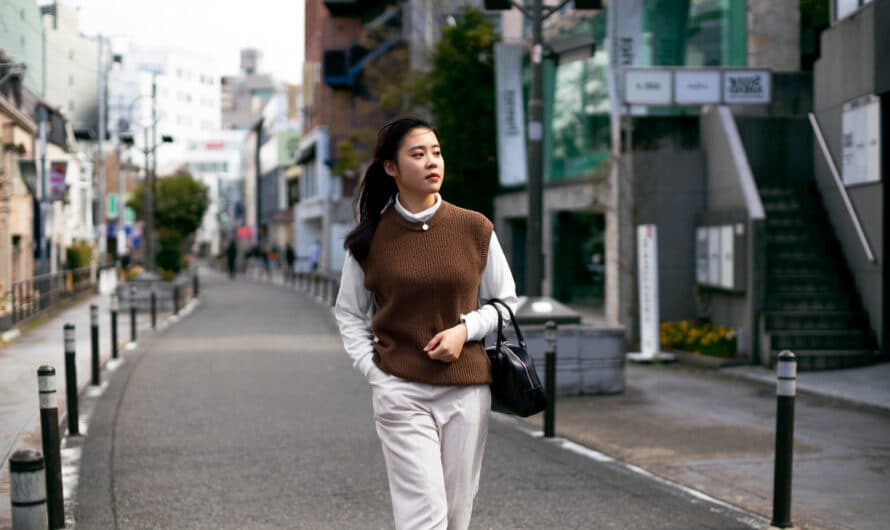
top-left (370, 366), bottom-right (491, 530)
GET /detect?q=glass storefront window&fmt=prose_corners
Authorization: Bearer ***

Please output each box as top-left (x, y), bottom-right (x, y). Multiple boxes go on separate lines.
top-left (641, 0), bottom-right (746, 67)
top-left (544, 13), bottom-right (611, 182)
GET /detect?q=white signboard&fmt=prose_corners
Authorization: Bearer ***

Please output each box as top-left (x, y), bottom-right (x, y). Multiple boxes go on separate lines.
top-left (842, 94), bottom-right (881, 186)
top-left (637, 225), bottom-right (659, 355)
top-left (723, 70), bottom-right (771, 104)
top-left (494, 43), bottom-right (528, 186)
top-left (695, 227), bottom-right (709, 283)
top-left (624, 70), bottom-right (672, 105)
top-left (720, 225), bottom-right (734, 289)
top-left (675, 70), bottom-right (721, 105)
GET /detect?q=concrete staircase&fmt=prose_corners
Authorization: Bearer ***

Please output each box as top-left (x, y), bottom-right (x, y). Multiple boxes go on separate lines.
top-left (760, 182), bottom-right (878, 370)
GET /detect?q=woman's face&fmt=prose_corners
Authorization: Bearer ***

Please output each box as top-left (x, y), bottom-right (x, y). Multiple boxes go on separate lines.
top-left (384, 127), bottom-right (444, 200)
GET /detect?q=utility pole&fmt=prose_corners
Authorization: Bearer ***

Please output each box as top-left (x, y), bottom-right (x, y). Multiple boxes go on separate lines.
top-left (97, 35), bottom-right (107, 259)
top-left (38, 105), bottom-right (48, 275)
top-left (149, 74), bottom-right (157, 271)
top-left (526, 0), bottom-right (544, 297)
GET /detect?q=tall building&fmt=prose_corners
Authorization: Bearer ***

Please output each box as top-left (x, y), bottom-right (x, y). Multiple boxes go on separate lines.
top-left (221, 48), bottom-right (278, 130)
top-left (40, 1), bottom-right (109, 135)
top-left (0, 0), bottom-right (45, 96)
top-left (108, 42), bottom-right (222, 174)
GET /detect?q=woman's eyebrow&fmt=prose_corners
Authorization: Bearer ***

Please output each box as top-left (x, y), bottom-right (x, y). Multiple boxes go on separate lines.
top-left (407, 144), bottom-right (440, 151)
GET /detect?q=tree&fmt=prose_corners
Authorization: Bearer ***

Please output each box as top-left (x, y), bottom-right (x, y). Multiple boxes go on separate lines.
top-left (127, 172), bottom-right (209, 276)
top-left (400, 8), bottom-right (500, 219)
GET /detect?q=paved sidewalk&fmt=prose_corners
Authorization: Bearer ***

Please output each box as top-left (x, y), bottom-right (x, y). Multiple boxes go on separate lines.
top-left (0, 287), bottom-right (173, 528)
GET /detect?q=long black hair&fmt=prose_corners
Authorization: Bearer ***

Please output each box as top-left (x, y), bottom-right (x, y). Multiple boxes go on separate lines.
top-left (344, 115), bottom-right (439, 262)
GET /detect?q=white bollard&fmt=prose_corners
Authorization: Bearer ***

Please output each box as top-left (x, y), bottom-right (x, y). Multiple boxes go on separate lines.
top-left (9, 448), bottom-right (48, 530)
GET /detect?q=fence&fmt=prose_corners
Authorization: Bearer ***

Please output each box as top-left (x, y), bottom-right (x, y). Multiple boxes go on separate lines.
top-left (8, 267), bottom-right (96, 326)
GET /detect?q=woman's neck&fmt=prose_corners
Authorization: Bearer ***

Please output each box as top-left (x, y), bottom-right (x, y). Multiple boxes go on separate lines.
top-left (398, 192), bottom-right (437, 214)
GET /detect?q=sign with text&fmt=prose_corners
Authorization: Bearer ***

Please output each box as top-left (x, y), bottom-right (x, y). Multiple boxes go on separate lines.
top-left (723, 70), bottom-right (771, 104)
top-left (623, 68), bottom-right (771, 106)
top-left (494, 43), bottom-right (528, 186)
top-left (842, 94), bottom-right (881, 186)
top-left (624, 69), bottom-right (672, 105)
top-left (675, 70), bottom-right (721, 104)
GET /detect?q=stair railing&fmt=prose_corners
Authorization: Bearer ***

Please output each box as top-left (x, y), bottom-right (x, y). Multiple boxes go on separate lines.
top-left (808, 112), bottom-right (875, 263)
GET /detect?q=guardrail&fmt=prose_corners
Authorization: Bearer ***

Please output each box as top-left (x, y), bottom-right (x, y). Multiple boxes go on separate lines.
top-left (8, 266), bottom-right (95, 326)
top-left (808, 112), bottom-right (875, 263)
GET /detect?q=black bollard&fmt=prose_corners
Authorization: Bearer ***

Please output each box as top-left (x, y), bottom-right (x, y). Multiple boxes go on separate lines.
top-left (129, 285), bottom-right (137, 343)
top-left (9, 449), bottom-right (48, 530)
top-left (90, 304), bottom-right (100, 386)
top-left (110, 294), bottom-right (119, 359)
top-left (38, 366), bottom-right (64, 528)
top-left (771, 350), bottom-right (797, 528)
top-left (150, 291), bottom-right (157, 329)
top-left (63, 323), bottom-right (79, 436)
top-left (173, 285), bottom-right (180, 315)
top-left (543, 321), bottom-right (557, 438)
top-left (193, 272), bottom-right (199, 298)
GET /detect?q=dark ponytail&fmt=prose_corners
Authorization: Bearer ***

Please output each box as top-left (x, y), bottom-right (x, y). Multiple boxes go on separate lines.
top-left (344, 115), bottom-right (438, 262)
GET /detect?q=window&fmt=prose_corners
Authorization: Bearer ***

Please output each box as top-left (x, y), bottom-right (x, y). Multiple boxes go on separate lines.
top-left (837, 0), bottom-right (873, 20)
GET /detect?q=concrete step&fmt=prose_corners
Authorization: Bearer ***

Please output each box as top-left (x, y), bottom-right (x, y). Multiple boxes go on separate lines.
top-left (770, 329), bottom-right (874, 351)
top-left (767, 275), bottom-right (848, 293)
top-left (767, 292), bottom-right (855, 312)
top-left (769, 348), bottom-right (879, 371)
top-left (765, 311), bottom-right (865, 331)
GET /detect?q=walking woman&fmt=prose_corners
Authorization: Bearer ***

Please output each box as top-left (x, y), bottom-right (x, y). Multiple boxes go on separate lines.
top-left (334, 115), bottom-right (518, 529)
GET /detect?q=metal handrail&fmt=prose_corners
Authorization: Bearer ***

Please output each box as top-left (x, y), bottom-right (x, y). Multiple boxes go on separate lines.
top-left (808, 112), bottom-right (876, 263)
top-left (7, 266), bottom-right (94, 325)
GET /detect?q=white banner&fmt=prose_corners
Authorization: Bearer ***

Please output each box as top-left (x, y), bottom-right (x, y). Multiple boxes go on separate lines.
top-left (494, 42), bottom-right (528, 187)
top-left (637, 225), bottom-right (660, 356)
top-left (842, 94), bottom-right (881, 185)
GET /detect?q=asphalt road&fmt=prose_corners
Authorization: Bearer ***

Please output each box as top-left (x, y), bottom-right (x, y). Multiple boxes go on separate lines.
top-left (75, 271), bottom-right (762, 529)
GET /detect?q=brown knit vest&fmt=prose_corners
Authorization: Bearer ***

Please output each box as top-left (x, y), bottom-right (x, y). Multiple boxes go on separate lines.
top-left (361, 200), bottom-right (493, 385)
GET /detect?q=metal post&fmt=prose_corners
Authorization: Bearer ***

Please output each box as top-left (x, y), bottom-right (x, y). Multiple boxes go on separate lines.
top-left (129, 285), bottom-right (137, 343)
top-left (9, 449), bottom-right (48, 530)
top-left (173, 285), bottom-right (180, 315)
top-left (544, 321), bottom-right (557, 438)
top-left (193, 272), bottom-right (199, 299)
top-left (90, 304), bottom-right (100, 386)
top-left (97, 34), bottom-right (107, 259)
top-left (110, 294), bottom-right (119, 359)
top-left (148, 74), bottom-right (158, 272)
top-left (150, 291), bottom-right (157, 329)
top-left (525, 0), bottom-right (544, 297)
top-left (63, 323), bottom-right (79, 436)
top-left (772, 350), bottom-right (797, 528)
top-left (37, 366), bottom-right (64, 528)
top-left (142, 126), bottom-right (152, 271)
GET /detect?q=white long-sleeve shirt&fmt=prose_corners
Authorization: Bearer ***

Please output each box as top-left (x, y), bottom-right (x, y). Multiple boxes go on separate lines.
top-left (334, 193), bottom-right (519, 378)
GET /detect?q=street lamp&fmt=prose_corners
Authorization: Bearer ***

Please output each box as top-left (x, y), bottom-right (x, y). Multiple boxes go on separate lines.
top-left (485, 0), bottom-right (599, 322)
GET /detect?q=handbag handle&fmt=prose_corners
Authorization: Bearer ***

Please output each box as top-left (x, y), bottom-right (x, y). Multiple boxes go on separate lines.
top-left (485, 298), bottom-right (526, 349)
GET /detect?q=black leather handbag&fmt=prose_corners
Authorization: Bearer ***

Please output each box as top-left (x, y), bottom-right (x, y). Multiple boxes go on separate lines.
top-left (484, 298), bottom-right (548, 417)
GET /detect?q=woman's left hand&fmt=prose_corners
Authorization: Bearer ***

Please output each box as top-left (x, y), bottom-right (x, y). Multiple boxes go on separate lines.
top-left (424, 323), bottom-right (468, 363)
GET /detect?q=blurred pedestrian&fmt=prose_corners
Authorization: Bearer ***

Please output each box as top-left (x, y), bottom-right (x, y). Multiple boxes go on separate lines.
top-left (334, 115), bottom-right (518, 530)
top-left (308, 239), bottom-right (321, 272)
top-left (285, 243), bottom-right (296, 282)
top-left (225, 239), bottom-right (237, 279)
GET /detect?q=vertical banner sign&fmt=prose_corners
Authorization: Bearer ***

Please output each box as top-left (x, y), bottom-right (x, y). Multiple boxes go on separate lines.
top-left (494, 43), bottom-right (528, 186)
top-left (49, 161), bottom-right (67, 200)
top-left (637, 225), bottom-right (659, 355)
top-left (842, 94), bottom-right (881, 185)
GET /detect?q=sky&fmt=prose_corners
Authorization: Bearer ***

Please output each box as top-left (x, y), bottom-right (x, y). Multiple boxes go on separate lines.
top-left (56, 0), bottom-right (305, 84)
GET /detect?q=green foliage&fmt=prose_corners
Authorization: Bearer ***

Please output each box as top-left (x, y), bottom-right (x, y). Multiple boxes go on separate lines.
top-left (127, 172), bottom-right (209, 274)
top-left (402, 8), bottom-right (500, 218)
top-left (65, 242), bottom-right (93, 270)
top-left (661, 320), bottom-right (737, 358)
top-left (332, 129), bottom-right (377, 176)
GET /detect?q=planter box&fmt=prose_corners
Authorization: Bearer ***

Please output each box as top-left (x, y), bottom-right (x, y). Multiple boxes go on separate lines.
top-left (489, 323), bottom-right (626, 396)
top-left (116, 274), bottom-right (190, 312)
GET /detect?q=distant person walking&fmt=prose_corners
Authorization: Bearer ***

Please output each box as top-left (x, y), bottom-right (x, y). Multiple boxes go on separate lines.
top-left (334, 115), bottom-right (518, 530)
top-left (285, 243), bottom-right (296, 282)
top-left (225, 239), bottom-right (237, 279)
top-left (308, 239), bottom-right (321, 272)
